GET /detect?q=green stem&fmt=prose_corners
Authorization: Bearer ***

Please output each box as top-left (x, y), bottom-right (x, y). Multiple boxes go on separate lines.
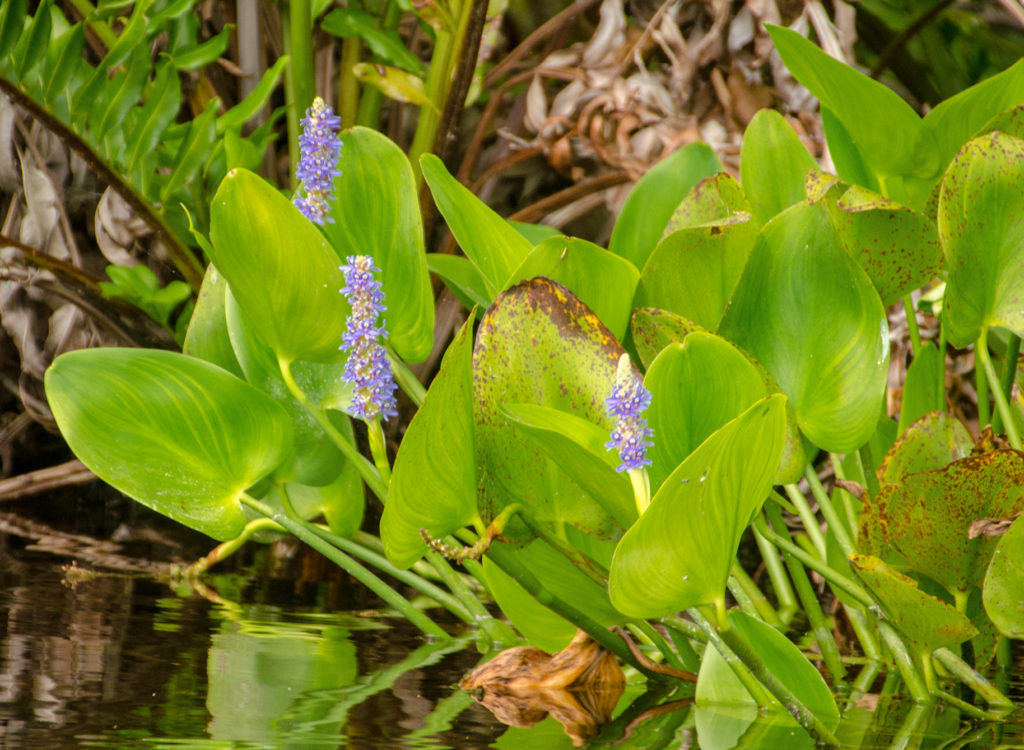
top-left (752, 523), bottom-right (798, 622)
top-left (241, 493), bottom-right (448, 638)
top-left (66, 0), bottom-right (118, 49)
top-left (691, 609), bottom-right (841, 745)
top-left (187, 518), bottom-right (283, 575)
top-left (728, 561), bottom-right (782, 628)
top-left (935, 689), bottom-right (1005, 721)
top-left (661, 614), bottom-right (708, 643)
top-left (830, 453), bottom-right (862, 540)
top-left (485, 542), bottom-right (647, 674)
top-left (515, 509), bottom-right (609, 585)
top-left (408, 19), bottom-right (456, 183)
top-left (858, 442), bottom-right (881, 500)
top-left (903, 294), bottom-right (922, 355)
top-left (933, 647), bottom-right (1015, 710)
top-left (338, 35), bottom-right (361, 126)
top-left (688, 609), bottom-right (775, 706)
top-left (846, 606), bottom-right (882, 662)
top-left (367, 418), bottom-right (392, 485)
top-left (783, 483), bottom-right (827, 559)
top-left (310, 524), bottom-right (475, 624)
top-left (878, 622), bottom-right (929, 702)
top-left (355, 0), bottom-right (402, 128)
top-left (284, 0), bottom-right (315, 189)
top-left (421, 550), bottom-right (517, 642)
top-left (753, 512), bottom-right (873, 608)
top-left (632, 620), bottom-right (692, 673)
top-left (278, 357), bottom-right (387, 501)
top-left (804, 465), bottom-right (856, 558)
top-left (977, 333), bottom-right (992, 429)
top-left (765, 503), bottom-right (846, 683)
top-left (992, 333), bottom-right (1021, 434)
top-left (977, 331), bottom-right (1022, 449)
top-left (938, 317), bottom-right (948, 411)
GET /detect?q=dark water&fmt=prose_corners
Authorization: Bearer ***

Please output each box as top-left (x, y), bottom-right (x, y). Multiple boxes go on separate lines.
top-left (0, 489), bottom-right (1021, 749)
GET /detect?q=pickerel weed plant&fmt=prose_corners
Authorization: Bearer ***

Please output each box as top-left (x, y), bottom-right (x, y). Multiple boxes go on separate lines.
top-left (43, 24), bottom-right (1024, 747)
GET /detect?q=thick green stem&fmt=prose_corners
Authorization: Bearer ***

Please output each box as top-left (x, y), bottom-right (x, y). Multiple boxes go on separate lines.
top-left (846, 606), bottom-right (882, 661)
top-left (934, 647), bottom-right (1015, 710)
top-left (804, 465), bottom-right (856, 558)
top-left (858, 442), bottom-right (881, 500)
top-left (977, 334), bottom-right (992, 429)
top-left (338, 35), bottom-right (361, 126)
top-left (284, 0), bottom-right (315, 189)
top-left (241, 494), bottom-right (448, 638)
top-left (632, 620), bottom-right (692, 673)
top-left (187, 518), bottom-right (283, 575)
top-left (388, 347), bottom-right (427, 407)
top-left (783, 483), bottom-right (827, 559)
top-left (278, 357), bottom-right (387, 501)
top-left (765, 503), bottom-right (846, 683)
top-left (752, 523), bottom-right (798, 622)
top-left (728, 561), bottom-right (782, 628)
top-left (977, 332), bottom-right (1022, 449)
top-left (830, 453), bottom-right (862, 540)
top-left (753, 512), bottom-right (873, 608)
top-left (992, 333), bottom-right (1021, 434)
top-left (903, 294), bottom-right (922, 355)
top-left (878, 622), bottom-right (929, 702)
top-left (485, 543), bottom-right (648, 674)
top-left (367, 418), bottom-right (392, 485)
top-left (355, 0), bottom-right (402, 128)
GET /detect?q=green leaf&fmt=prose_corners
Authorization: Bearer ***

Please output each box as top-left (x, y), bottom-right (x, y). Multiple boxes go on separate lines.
top-left (96, 0), bottom-right (152, 72)
top-left (473, 278), bottom-right (626, 540)
top-left (127, 60), bottom-right (182, 172)
top-left (921, 60), bottom-right (1024, 182)
top-left (506, 236), bottom-right (639, 340)
top-left (427, 253), bottom-right (491, 309)
top-left (168, 23), bottom-right (231, 70)
top-left (160, 96), bottom-right (219, 203)
top-left (824, 183), bottom-right (943, 306)
top-left (644, 333), bottom-right (767, 491)
top-left (501, 403), bottom-right (635, 529)
top-left (696, 611), bottom-right (839, 731)
top-left (263, 463), bottom-right (364, 538)
top-left (183, 264), bottom-right (244, 378)
top-left (719, 201), bottom-right (889, 452)
top-left (382, 319), bottom-right (478, 569)
top-left (860, 450), bottom-right (1024, 598)
top-left (939, 132), bottom-right (1024, 347)
top-left (740, 108), bottom-right (818, 226)
top-left (421, 153), bottom-right (532, 298)
top-left (44, 348), bottom-right (292, 540)
top-left (983, 514), bottom-right (1024, 638)
top-left (209, 168), bottom-right (349, 364)
top-left (511, 220), bottom-right (562, 245)
top-left (352, 63), bottom-right (433, 108)
top-left (93, 45), bottom-right (152, 143)
top-left (321, 8), bottom-right (425, 74)
top-left (609, 396), bottom-right (786, 617)
top-left (766, 25), bottom-right (926, 187)
top-left (638, 175), bottom-right (757, 331)
top-left (896, 344), bottom-right (944, 436)
top-left (880, 411), bottom-right (973, 485)
top-left (14, 0), bottom-right (52, 82)
top-left (609, 142), bottom-right (721, 269)
top-left (42, 22), bottom-right (85, 104)
top-left (0, 0), bottom-right (29, 59)
top-left (851, 553), bottom-right (977, 656)
top-left (321, 127), bottom-right (433, 362)
top-left (483, 539), bottom-right (626, 652)
top-left (216, 55), bottom-right (289, 133)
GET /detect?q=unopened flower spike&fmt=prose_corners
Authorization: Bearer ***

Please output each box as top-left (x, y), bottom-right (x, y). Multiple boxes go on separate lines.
top-left (605, 354), bottom-right (653, 513)
top-left (340, 255), bottom-right (398, 421)
top-left (294, 97), bottom-right (342, 225)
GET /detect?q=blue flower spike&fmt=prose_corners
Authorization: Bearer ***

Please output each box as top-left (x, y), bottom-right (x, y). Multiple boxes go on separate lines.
top-left (605, 353), bottom-right (653, 514)
top-left (294, 97), bottom-right (342, 225)
top-left (340, 255), bottom-right (398, 422)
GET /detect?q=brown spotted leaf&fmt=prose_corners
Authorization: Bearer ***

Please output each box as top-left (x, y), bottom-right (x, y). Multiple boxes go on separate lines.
top-left (859, 450), bottom-right (1024, 599)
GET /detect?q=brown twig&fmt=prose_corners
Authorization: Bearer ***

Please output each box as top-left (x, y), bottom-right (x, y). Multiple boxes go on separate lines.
top-left (0, 460), bottom-right (96, 501)
top-left (507, 170), bottom-right (630, 224)
top-left (612, 626), bottom-right (698, 682)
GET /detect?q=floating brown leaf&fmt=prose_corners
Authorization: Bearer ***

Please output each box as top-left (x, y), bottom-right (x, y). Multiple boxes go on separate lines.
top-left (461, 630), bottom-right (625, 746)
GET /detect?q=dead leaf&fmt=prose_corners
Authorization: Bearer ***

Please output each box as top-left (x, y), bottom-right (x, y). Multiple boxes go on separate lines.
top-left (461, 630), bottom-right (626, 746)
top-left (969, 513), bottom-right (1021, 539)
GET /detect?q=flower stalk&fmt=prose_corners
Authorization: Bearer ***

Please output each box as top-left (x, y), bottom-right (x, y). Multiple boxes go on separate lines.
top-left (605, 354), bottom-right (653, 514)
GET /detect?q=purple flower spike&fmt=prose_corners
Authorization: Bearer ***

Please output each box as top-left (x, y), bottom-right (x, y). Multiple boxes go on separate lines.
top-left (294, 97), bottom-right (342, 225)
top-left (340, 255), bottom-right (398, 421)
top-left (605, 354), bottom-right (654, 472)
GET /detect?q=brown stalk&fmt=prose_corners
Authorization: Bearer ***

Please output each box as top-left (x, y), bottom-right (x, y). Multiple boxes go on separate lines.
top-left (507, 170), bottom-right (630, 224)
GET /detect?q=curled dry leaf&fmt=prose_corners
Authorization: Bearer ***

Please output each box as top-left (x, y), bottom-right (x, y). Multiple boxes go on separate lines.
top-left (969, 513), bottom-right (1021, 539)
top-left (460, 630), bottom-right (626, 746)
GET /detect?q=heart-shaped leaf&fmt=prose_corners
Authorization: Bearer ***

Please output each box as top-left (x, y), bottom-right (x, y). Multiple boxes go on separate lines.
top-left (321, 127), bottom-right (434, 362)
top-left (381, 318), bottom-right (478, 568)
top-left (183, 264), bottom-right (244, 378)
top-left (473, 278), bottom-right (627, 541)
top-left (719, 201), bottom-right (888, 452)
top-left (609, 396), bottom-right (786, 617)
top-left (209, 168), bottom-right (349, 364)
top-left (45, 348), bottom-right (292, 540)
top-left (939, 132), bottom-right (1024, 347)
